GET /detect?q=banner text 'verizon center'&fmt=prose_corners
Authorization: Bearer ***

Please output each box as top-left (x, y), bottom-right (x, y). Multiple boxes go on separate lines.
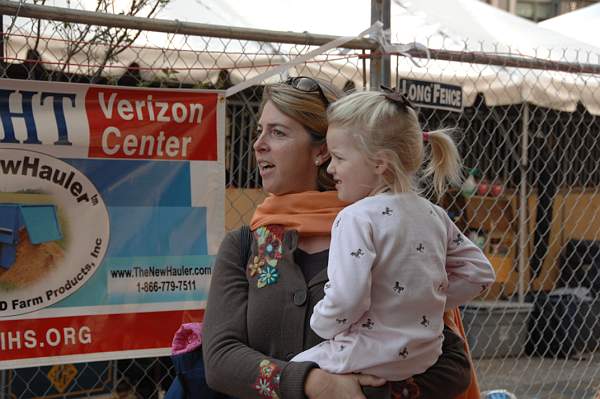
top-left (0, 87), bottom-right (218, 161)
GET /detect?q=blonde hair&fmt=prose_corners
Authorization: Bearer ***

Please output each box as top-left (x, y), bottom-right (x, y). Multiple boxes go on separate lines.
top-left (261, 79), bottom-right (344, 191)
top-left (327, 90), bottom-right (462, 196)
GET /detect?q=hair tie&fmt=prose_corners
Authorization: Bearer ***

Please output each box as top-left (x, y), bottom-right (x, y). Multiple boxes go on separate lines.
top-left (380, 85), bottom-right (413, 110)
top-left (422, 131), bottom-right (430, 142)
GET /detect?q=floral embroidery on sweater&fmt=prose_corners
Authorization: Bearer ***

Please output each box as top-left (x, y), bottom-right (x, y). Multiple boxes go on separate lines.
top-left (249, 256), bottom-right (265, 277)
top-left (253, 359), bottom-right (281, 398)
top-left (247, 225), bottom-right (284, 288)
top-left (258, 265), bottom-right (279, 288)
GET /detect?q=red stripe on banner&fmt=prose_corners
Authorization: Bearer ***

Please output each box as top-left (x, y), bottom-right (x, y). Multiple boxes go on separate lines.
top-left (0, 309), bottom-right (203, 361)
top-left (86, 87), bottom-right (218, 161)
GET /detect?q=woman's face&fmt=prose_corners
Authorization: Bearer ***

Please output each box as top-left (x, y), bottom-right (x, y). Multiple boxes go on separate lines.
top-left (254, 101), bottom-right (324, 195)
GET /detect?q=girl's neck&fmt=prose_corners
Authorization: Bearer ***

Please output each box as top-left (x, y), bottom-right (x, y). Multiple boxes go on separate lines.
top-left (368, 183), bottom-right (391, 197)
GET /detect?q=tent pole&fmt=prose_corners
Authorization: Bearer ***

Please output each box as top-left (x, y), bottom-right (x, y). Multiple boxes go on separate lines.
top-left (369, 53), bottom-right (382, 90)
top-left (370, 0), bottom-right (391, 87)
top-left (518, 102), bottom-right (529, 304)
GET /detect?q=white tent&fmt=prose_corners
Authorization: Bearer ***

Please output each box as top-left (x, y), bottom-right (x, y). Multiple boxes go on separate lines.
top-left (539, 3), bottom-right (600, 48)
top-left (156, 0), bottom-right (600, 114)
top-left (153, 0), bottom-right (599, 60)
top-left (5, 0), bottom-right (600, 113)
top-left (393, 0), bottom-right (599, 61)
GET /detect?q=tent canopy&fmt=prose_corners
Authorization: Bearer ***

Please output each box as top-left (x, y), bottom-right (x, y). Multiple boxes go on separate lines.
top-left (6, 0), bottom-right (600, 113)
top-left (394, 0), bottom-right (599, 63)
top-left (153, 0), bottom-right (600, 62)
top-left (539, 3), bottom-right (600, 48)
top-left (156, 0), bottom-right (600, 114)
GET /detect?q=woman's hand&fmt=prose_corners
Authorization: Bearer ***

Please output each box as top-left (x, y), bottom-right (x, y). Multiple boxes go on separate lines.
top-left (304, 368), bottom-right (386, 399)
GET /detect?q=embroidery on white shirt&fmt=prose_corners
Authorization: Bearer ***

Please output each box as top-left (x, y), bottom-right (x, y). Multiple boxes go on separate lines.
top-left (350, 248), bottom-right (365, 258)
top-left (452, 233), bottom-right (464, 246)
top-left (393, 281), bottom-right (405, 294)
top-left (398, 347), bottom-right (409, 359)
top-left (362, 318), bottom-right (374, 329)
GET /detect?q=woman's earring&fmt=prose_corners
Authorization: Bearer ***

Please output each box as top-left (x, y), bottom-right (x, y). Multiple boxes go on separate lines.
top-left (315, 159), bottom-right (320, 166)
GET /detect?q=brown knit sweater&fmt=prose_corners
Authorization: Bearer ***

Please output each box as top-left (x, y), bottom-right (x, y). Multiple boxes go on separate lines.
top-left (202, 227), bottom-right (471, 399)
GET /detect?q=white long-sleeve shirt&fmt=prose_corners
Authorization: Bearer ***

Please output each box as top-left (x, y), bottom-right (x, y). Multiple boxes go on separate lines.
top-left (291, 192), bottom-right (495, 380)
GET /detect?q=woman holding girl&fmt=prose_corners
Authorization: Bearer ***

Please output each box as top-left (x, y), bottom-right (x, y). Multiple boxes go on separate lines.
top-left (202, 77), bottom-right (490, 399)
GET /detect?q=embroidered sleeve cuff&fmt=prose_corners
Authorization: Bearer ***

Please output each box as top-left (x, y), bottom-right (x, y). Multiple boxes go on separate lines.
top-left (279, 361), bottom-right (318, 399)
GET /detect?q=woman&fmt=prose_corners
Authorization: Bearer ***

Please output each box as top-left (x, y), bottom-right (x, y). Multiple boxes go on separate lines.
top-left (202, 77), bottom-right (479, 399)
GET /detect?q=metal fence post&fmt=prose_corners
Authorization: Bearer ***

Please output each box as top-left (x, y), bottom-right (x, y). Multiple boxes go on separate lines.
top-left (370, 0), bottom-right (390, 88)
top-left (518, 102), bottom-right (529, 304)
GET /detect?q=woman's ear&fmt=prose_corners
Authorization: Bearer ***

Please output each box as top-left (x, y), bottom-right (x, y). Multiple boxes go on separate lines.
top-left (315, 142), bottom-right (330, 165)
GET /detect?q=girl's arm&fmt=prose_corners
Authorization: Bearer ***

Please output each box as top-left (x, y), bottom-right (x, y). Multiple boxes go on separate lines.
top-left (202, 229), bottom-right (316, 399)
top-left (310, 210), bottom-right (375, 339)
top-left (438, 209), bottom-right (496, 309)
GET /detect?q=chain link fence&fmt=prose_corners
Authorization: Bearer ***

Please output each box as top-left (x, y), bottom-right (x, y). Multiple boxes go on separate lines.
top-left (1, 2), bottom-right (599, 398)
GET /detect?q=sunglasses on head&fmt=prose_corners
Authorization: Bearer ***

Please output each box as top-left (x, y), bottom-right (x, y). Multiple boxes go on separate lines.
top-left (285, 76), bottom-right (330, 106)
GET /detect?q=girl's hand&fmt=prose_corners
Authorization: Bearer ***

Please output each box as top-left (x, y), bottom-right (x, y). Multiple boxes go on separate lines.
top-left (305, 368), bottom-right (386, 399)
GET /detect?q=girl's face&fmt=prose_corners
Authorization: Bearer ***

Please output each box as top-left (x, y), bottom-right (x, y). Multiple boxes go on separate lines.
top-left (254, 101), bottom-right (324, 195)
top-left (326, 126), bottom-right (382, 203)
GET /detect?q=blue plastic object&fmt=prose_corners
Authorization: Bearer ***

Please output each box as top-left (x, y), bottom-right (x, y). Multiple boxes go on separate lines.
top-left (0, 204), bottom-right (25, 245)
top-left (0, 244), bottom-right (17, 269)
top-left (482, 390), bottom-right (518, 399)
top-left (0, 203), bottom-right (62, 269)
top-left (19, 205), bottom-right (62, 244)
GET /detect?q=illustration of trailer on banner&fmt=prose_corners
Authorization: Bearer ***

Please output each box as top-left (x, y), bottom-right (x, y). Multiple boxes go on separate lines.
top-left (0, 78), bottom-right (225, 369)
top-left (0, 150), bottom-right (110, 316)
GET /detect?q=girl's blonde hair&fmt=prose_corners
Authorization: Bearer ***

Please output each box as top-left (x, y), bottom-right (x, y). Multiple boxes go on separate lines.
top-left (327, 90), bottom-right (462, 196)
top-left (261, 79), bottom-right (344, 191)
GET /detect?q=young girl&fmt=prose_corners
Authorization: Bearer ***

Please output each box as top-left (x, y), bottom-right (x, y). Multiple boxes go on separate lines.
top-left (291, 89), bottom-right (496, 381)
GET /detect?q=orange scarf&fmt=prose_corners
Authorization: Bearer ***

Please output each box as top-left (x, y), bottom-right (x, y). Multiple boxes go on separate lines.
top-left (250, 191), bottom-right (347, 237)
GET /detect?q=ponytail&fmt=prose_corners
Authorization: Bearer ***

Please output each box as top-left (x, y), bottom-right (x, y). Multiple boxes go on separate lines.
top-left (423, 129), bottom-right (463, 196)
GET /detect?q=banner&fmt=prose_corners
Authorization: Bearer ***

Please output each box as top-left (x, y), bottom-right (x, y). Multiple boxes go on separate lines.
top-left (0, 79), bottom-right (225, 369)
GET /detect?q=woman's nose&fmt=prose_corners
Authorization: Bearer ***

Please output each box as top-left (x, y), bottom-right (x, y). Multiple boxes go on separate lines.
top-left (253, 132), bottom-right (267, 152)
